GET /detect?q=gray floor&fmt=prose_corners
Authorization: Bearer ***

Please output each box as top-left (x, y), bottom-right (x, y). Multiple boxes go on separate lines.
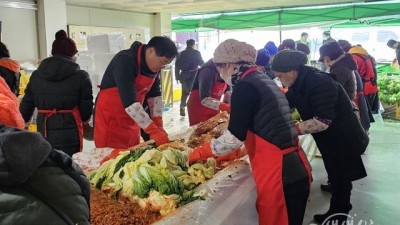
top-left (83, 104), bottom-right (400, 225)
top-left (303, 117), bottom-right (400, 225)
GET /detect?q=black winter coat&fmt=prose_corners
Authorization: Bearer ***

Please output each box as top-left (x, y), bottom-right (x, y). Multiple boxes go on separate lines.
top-left (174, 47), bottom-right (204, 81)
top-left (286, 66), bottom-right (367, 182)
top-left (329, 53), bottom-right (357, 100)
top-left (20, 55), bottom-right (93, 156)
top-left (0, 124), bottom-right (90, 225)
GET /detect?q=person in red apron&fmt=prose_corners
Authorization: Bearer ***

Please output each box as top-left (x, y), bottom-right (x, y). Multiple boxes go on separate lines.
top-left (187, 59), bottom-right (231, 126)
top-left (189, 39), bottom-right (312, 225)
top-left (271, 50), bottom-right (367, 224)
top-left (94, 36), bottom-right (177, 150)
top-left (20, 30), bottom-right (93, 157)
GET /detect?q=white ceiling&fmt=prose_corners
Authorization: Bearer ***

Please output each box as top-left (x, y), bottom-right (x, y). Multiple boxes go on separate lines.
top-left (65, 0), bottom-right (362, 15)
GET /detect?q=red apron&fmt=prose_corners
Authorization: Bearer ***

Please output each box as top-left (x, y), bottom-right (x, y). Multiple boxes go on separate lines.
top-left (244, 132), bottom-right (312, 225)
top-left (187, 73), bottom-right (227, 126)
top-left (94, 45), bottom-right (156, 149)
top-left (241, 67), bottom-right (312, 225)
top-left (38, 106), bottom-right (83, 151)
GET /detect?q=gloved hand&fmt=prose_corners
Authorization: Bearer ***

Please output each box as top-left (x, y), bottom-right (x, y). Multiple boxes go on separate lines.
top-left (219, 102), bottom-right (230, 113)
top-left (188, 142), bottom-right (215, 165)
top-left (152, 116), bottom-right (167, 134)
top-left (215, 148), bottom-right (243, 163)
top-left (83, 121), bottom-right (94, 141)
top-left (144, 122), bottom-right (170, 146)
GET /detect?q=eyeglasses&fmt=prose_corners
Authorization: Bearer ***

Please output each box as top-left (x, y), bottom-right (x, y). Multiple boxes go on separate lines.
top-left (157, 56), bottom-right (170, 69)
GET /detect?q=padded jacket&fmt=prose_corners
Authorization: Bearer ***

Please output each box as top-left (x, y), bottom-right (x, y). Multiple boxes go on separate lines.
top-left (0, 124), bottom-right (90, 225)
top-left (19, 55), bottom-right (93, 156)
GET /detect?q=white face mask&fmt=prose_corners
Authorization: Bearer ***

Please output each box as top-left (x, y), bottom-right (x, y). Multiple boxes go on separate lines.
top-left (219, 64), bottom-right (237, 86)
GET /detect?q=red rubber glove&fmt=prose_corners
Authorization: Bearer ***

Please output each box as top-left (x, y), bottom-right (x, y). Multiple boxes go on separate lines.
top-left (219, 102), bottom-right (230, 113)
top-left (152, 116), bottom-right (167, 133)
top-left (215, 148), bottom-right (243, 163)
top-left (188, 142), bottom-right (215, 165)
top-left (144, 122), bottom-right (170, 146)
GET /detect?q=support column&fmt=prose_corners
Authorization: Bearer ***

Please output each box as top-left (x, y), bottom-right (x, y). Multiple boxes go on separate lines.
top-left (154, 12), bottom-right (172, 38)
top-left (37, 0), bottom-right (67, 60)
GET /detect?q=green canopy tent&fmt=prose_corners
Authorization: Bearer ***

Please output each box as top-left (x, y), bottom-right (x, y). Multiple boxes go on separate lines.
top-left (172, 1), bottom-right (400, 32)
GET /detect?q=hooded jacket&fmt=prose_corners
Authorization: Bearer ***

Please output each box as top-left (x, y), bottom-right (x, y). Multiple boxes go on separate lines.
top-left (0, 124), bottom-right (90, 225)
top-left (329, 53), bottom-right (357, 100)
top-left (0, 58), bottom-right (20, 96)
top-left (19, 55), bottom-right (93, 156)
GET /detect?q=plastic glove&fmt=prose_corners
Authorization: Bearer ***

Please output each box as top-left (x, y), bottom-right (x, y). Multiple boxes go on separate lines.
top-left (219, 102), bottom-right (230, 113)
top-left (152, 116), bottom-right (167, 133)
top-left (215, 148), bottom-right (243, 163)
top-left (144, 122), bottom-right (170, 146)
top-left (188, 142), bottom-right (215, 165)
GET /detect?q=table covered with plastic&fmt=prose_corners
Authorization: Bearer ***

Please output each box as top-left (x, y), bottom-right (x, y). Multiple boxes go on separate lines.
top-left (73, 134), bottom-right (317, 225)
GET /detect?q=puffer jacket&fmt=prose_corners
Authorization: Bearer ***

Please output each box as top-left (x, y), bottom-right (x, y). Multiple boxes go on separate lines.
top-left (0, 124), bottom-right (90, 225)
top-left (286, 66), bottom-right (367, 181)
top-left (0, 58), bottom-right (20, 96)
top-left (19, 55), bottom-right (93, 156)
top-left (329, 53), bottom-right (357, 100)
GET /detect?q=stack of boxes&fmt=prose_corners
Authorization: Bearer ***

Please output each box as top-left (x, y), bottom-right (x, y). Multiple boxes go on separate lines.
top-left (76, 33), bottom-right (125, 97)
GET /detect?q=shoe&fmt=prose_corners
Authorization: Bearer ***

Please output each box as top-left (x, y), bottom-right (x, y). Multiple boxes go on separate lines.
top-left (180, 107), bottom-right (186, 116)
top-left (320, 183), bottom-right (332, 193)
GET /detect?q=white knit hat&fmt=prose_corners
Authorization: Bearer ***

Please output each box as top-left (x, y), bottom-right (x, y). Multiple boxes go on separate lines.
top-left (213, 39), bottom-right (257, 64)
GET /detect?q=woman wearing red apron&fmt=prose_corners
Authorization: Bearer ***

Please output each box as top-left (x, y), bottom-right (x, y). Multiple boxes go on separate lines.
top-left (93, 36), bottom-right (177, 150)
top-left (189, 39), bottom-right (312, 225)
top-left (187, 59), bottom-right (231, 126)
top-left (19, 29), bottom-right (93, 157)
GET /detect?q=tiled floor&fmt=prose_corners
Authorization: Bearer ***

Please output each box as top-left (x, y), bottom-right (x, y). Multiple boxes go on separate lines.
top-left (83, 104), bottom-right (400, 225)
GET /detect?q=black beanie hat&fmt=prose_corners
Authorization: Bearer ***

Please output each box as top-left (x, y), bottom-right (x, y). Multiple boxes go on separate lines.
top-left (319, 41), bottom-right (344, 62)
top-left (51, 30), bottom-right (78, 57)
top-left (271, 50), bottom-right (308, 72)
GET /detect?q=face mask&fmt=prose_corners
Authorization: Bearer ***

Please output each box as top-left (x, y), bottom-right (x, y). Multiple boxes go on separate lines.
top-left (219, 64), bottom-right (237, 86)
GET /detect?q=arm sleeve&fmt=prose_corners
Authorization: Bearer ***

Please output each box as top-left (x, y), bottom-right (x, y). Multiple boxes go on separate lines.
top-left (113, 55), bottom-right (138, 108)
top-left (295, 117), bottom-right (331, 135)
top-left (196, 52), bottom-right (204, 66)
top-left (228, 82), bottom-right (259, 141)
top-left (19, 73), bottom-right (36, 122)
top-left (78, 71), bottom-right (94, 122)
top-left (198, 68), bottom-right (215, 101)
top-left (309, 81), bottom-right (338, 121)
top-left (211, 129), bottom-right (243, 156)
top-left (174, 55), bottom-right (181, 80)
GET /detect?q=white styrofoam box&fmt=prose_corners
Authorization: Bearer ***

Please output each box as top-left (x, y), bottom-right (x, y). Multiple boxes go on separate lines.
top-left (76, 52), bottom-right (94, 71)
top-left (89, 72), bottom-right (101, 97)
top-left (93, 53), bottom-right (116, 78)
top-left (87, 33), bottom-right (125, 54)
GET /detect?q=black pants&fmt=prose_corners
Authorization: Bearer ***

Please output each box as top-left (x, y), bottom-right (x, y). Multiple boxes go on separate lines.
top-left (283, 178), bottom-right (310, 225)
top-left (180, 77), bottom-right (195, 108)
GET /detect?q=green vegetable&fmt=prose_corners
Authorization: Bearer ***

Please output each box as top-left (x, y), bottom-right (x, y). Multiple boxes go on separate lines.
top-left (179, 189), bottom-right (207, 206)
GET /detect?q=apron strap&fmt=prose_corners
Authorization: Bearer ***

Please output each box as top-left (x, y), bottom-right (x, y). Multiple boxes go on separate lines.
top-left (37, 108), bottom-right (75, 138)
